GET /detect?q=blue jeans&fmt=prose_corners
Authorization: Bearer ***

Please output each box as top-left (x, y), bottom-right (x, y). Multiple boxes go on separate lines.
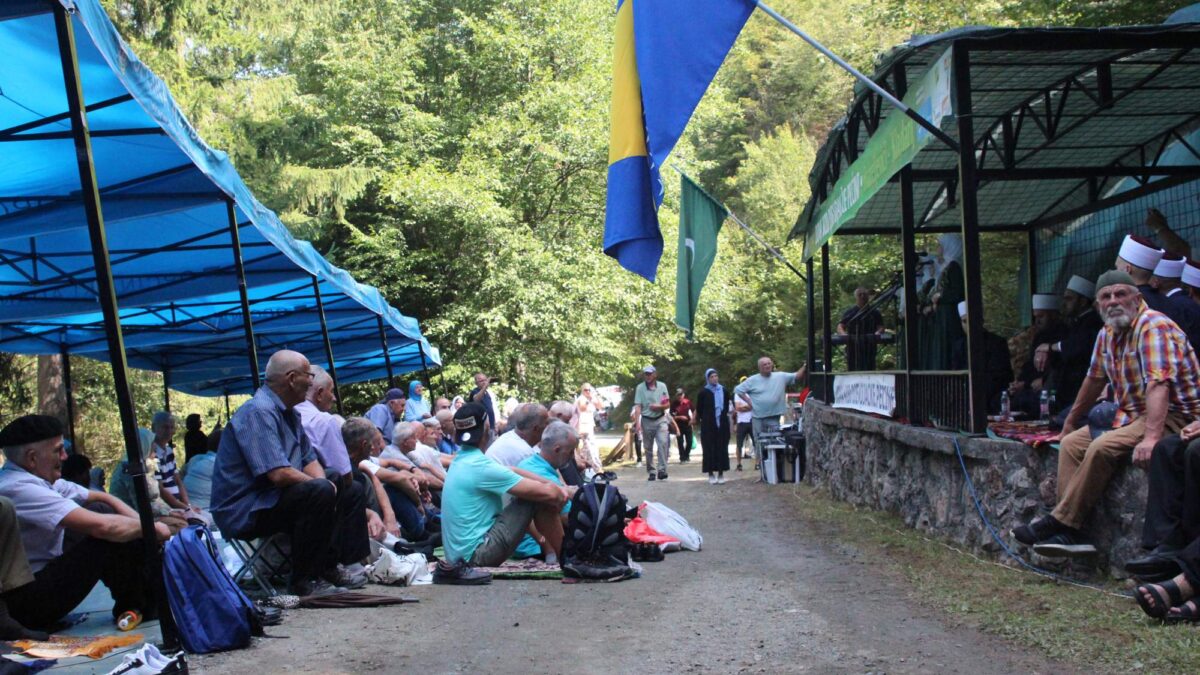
top-left (383, 484), bottom-right (428, 541)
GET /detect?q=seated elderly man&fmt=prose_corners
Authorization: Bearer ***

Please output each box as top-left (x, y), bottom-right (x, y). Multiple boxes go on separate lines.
top-left (365, 387), bottom-right (407, 444)
top-left (296, 365), bottom-right (352, 483)
top-left (1011, 271), bottom-right (1200, 558)
top-left (0, 496), bottom-right (48, 640)
top-left (383, 422), bottom-right (446, 489)
top-left (0, 415), bottom-right (168, 630)
top-left (513, 421), bottom-right (579, 562)
top-left (418, 420), bottom-right (453, 472)
top-left (486, 402), bottom-right (549, 467)
top-left (342, 417), bottom-right (438, 544)
top-left (434, 404), bottom-right (568, 584)
top-left (549, 401), bottom-right (588, 486)
top-left (435, 410), bottom-right (460, 454)
top-left (211, 350), bottom-right (369, 597)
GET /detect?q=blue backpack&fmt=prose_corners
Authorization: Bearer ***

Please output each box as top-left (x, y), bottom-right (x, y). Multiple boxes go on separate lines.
top-left (163, 525), bottom-right (262, 653)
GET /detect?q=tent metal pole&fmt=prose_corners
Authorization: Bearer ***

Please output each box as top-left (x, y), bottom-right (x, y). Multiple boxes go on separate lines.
top-left (1027, 228), bottom-right (1038, 295)
top-left (227, 200), bottom-right (260, 390)
top-left (806, 257), bottom-right (816, 379)
top-left (311, 275), bottom-right (343, 414)
top-left (953, 44), bottom-right (989, 434)
top-left (60, 345), bottom-right (76, 448)
top-left (52, 3), bottom-right (180, 650)
top-left (162, 368), bottom-right (170, 412)
top-left (224, 393), bottom-right (232, 420)
top-left (821, 243), bottom-right (833, 402)
top-left (377, 315), bottom-right (395, 388)
top-left (419, 348), bottom-right (432, 398)
top-left (900, 165), bottom-right (920, 423)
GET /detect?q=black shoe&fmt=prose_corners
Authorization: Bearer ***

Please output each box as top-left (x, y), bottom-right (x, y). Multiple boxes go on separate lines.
top-left (287, 578), bottom-right (347, 598)
top-left (0, 600), bottom-right (48, 641)
top-left (647, 473), bottom-right (656, 481)
top-left (1032, 531), bottom-right (1097, 558)
top-left (1011, 515), bottom-right (1067, 546)
top-left (322, 565), bottom-right (368, 590)
top-left (657, 470), bottom-right (668, 480)
top-left (1126, 545), bottom-right (1182, 577)
top-left (432, 560), bottom-right (492, 585)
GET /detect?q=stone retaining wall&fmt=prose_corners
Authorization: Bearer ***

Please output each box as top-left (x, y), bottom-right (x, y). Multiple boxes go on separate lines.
top-left (801, 401), bottom-right (1147, 578)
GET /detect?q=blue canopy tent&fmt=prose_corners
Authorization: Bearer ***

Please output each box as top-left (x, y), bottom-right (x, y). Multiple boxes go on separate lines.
top-left (0, 1), bottom-right (440, 647)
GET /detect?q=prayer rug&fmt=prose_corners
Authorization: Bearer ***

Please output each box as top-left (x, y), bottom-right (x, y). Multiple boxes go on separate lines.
top-left (8, 633), bottom-right (143, 659)
top-left (987, 420), bottom-right (1059, 449)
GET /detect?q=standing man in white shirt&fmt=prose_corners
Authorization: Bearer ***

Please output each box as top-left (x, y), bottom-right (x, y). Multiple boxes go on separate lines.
top-left (633, 365), bottom-right (671, 481)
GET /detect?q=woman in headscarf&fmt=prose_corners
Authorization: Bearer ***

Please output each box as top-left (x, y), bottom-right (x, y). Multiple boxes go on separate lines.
top-left (695, 368), bottom-right (734, 485)
top-left (405, 380), bottom-right (432, 421)
top-left (919, 233), bottom-right (966, 370)
top-left (451, 395), bottom-right (465, 411)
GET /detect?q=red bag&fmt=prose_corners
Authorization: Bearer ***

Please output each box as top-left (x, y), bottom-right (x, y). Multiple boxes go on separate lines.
top-left (623, 516), bottom-right (680, 545)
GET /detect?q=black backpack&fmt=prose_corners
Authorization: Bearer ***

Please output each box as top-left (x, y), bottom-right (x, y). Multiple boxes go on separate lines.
top-left (561, 476), bottom-right (633, 580)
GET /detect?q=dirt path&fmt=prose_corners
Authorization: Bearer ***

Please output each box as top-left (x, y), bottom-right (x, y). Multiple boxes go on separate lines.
top-left (194, 456), bottom-right (1070, 674)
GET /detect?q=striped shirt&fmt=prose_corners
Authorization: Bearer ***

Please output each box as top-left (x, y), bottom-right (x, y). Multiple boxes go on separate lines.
top-left (153, 442), bottom-right (180, 497)
top-left (1087, 301), bottom-right (1200, 427)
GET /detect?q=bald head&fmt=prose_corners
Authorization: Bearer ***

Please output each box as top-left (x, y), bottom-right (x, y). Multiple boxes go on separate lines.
top-left (264, 349), bottom-right (312, 408)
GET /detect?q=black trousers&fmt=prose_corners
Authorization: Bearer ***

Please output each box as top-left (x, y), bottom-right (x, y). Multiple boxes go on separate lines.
top-left (676, 421), bottom-right (693, 461)
top-left (1142, 435), bottom-right (1200, 550)
top-left (245, 477), bottom-right (367, 583)
top-left (735, 422), bottom-right (754, 458)
top-left (1, 536), bottom-right (151, 630)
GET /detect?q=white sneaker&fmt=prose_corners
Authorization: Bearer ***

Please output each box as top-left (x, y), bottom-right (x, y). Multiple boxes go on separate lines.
top-left (717, 474), bottom-right (726, 484)
top-left (707, 474), bottom-right (717, 485)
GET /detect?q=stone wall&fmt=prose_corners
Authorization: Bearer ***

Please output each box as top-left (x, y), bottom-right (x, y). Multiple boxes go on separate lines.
top-left (801, 401), bottom-right (1147, 578)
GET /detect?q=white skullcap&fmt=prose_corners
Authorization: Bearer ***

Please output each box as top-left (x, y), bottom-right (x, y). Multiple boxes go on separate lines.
top-left (1118, 235), bottom-right (1164, 271)
top-left (957, 301), bottom-right (968, 319)
top-left (1183, 260), bottom-right (1200, 289)
top-left (1154, 253), bottom-right (1185, 279)
top-left (1066, 274), bottom-right (1095, 298)
top-left (1031, 293), bottom-right (1061, 311)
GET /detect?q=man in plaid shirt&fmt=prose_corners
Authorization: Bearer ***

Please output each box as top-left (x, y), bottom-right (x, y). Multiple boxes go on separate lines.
top-left (1011, 269), bottom-right (1200, 557)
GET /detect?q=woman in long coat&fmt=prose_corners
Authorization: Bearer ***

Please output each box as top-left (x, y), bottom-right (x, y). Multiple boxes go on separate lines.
top-left (695, 369), bottom-right (734, 484)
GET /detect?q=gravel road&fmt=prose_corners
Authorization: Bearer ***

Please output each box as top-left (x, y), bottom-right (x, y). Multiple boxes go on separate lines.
top-left (194, 458), bottom-right (1069, 674)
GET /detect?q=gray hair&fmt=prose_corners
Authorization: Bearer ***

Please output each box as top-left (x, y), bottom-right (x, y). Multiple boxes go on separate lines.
top-left (393, 421), bottom-right (417, 445)
top-left (435, 409), bottom-right (454, 424)
top-left (512, 403), bottom-right (548, 433)
top-left (548, 400), bottom-right (574, 422)
top-left (341, 417), bottom-right (376, 452)
top-left (539, 420), bottom-right (577, 451)
top-left (265, 349), bottom-right (307, 383)
top-left (421, 418), bottom-right (441, 429)
top-left (151, 411), bottom-right (175, 432)
top-left (307, 365), bottom-right (333, 396)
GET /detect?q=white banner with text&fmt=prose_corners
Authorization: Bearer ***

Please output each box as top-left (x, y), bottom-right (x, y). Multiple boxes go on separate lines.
top-left (833, 373), bottom-right (896, 417)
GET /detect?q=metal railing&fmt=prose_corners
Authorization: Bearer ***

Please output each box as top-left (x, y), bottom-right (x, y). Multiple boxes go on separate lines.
top-left (808, 370), bottom-right (970, 431)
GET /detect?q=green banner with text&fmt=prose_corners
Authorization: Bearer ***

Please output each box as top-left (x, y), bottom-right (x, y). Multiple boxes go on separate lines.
top-left (802, 48), bottom-right (953, 260)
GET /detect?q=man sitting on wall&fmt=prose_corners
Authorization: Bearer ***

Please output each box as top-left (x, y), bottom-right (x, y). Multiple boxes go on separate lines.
top-left (0, 415), bottom-right (169, 631)
top-left (1010, 271), bottom-right (1200, 558)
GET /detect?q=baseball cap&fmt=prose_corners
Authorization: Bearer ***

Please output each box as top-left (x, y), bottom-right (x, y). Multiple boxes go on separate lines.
top-left (384, 388), bottom-right (406, 402)
top-left (454, 403), bottom-right (488, 445)
top-left (643, 365), bottom-right (656, 374)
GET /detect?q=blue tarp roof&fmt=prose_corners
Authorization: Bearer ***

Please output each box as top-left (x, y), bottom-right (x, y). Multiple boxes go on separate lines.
top-left (0, 1), bottom-right (439, 395)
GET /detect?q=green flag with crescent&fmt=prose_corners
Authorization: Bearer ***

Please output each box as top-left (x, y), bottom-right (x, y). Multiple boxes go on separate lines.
top-left (675, 173), bottom-right (727, 341)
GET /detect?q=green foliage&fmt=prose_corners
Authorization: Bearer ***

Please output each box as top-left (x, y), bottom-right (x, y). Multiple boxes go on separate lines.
top-left (3, 0), bottom-right (1177, 459)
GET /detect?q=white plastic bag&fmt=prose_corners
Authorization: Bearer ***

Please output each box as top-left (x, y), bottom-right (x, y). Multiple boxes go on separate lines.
top-left (641, 501), bottom-right (702, 551)
top-left (368, 547), bottom-right (430, 586)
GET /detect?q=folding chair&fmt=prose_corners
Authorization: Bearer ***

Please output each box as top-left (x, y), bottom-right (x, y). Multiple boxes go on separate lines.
top-left (227, 534), bottom-right (291, 597)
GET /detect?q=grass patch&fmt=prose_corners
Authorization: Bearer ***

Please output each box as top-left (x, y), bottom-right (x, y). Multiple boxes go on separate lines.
top-left (787, 484), bottom-right (1200, 672)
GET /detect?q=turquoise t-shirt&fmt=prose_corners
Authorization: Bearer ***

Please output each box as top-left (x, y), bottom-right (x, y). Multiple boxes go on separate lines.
top-left (441, 446), bottom-right (522, 563)
top-left (512, 453), bottom-right (569, 559)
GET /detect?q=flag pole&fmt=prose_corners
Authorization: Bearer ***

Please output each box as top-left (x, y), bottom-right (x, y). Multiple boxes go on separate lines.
top-left (754, 1), bottom-right (960, 153)
top-left (670, 166), bottom-right (807, 282)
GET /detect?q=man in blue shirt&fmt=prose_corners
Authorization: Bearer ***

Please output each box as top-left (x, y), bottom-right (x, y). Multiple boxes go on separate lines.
top-left (433, 403), bottom-right (568, 585)
top-left (734, 356), bottom-right (807, 477)
top-left (211, 350), bottom-right (369, 597)
top-left (467, 372), bottom-right (498, 431)
top-left (513, 421), bottom-right (578, 560)
top-left (365, 388), bottom-right (407, 444)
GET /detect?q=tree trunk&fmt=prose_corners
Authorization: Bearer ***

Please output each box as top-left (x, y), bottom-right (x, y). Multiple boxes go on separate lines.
top-left (38, 354), bottom-right (68, 424)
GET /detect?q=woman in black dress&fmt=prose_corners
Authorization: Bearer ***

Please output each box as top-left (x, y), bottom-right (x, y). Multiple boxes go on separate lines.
top-left (696, 368), bottom-right (733, 484)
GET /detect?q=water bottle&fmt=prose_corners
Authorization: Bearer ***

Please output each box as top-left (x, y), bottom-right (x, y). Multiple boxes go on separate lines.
top-left (999, 391), bottom-right (1011, 421)
top-left (1048, 389), bottom-right (1057, 415)
top-left (1039, 389), bottom-right (1050, 422)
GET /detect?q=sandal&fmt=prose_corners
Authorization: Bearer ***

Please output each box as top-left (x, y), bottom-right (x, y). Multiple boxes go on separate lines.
top-left (1166, 598), bottom-right (1200, 623)
top-left (1135, 579), bottom-right (1186, 619)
